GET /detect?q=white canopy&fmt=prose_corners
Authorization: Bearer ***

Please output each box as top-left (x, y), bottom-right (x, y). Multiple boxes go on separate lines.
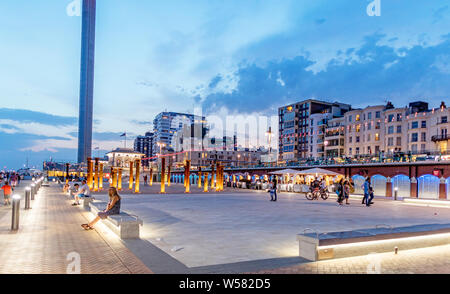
top-left (295, 168), bottom-right (343, 176)
top-left (268, 169), bottom-right (301, 175)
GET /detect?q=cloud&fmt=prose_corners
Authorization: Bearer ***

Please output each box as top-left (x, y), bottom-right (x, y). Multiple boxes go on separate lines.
top-left (0, 108), bottom-right (77, 126)
top-left (200, 33), bottom-right (450, 113)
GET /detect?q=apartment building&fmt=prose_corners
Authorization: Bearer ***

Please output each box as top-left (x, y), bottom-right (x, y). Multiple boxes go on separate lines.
top-left (278, 99), bottom-right (351, 162)
top-left (152, 112), bottom-right (206, 155)
top-left (133, 132), bottom-right (155, 166)
top-left (340, 101), bottom-right (449, 158)
top-left (344, 104), bottom-right (388, 157)
top-left (324, 117), bottom-right (345, 158)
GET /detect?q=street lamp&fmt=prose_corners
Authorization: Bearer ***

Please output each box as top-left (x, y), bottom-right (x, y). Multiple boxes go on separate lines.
top-left (265, 127), bottom-right (274, 154)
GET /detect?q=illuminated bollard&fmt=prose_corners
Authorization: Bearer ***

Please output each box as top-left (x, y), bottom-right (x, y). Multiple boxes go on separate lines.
top-left (11, 195), bottom-right (21, 231)
top-left (394, 187), bottom-right (398, 201)
top-left (25, 187), bottom-right (31, 210)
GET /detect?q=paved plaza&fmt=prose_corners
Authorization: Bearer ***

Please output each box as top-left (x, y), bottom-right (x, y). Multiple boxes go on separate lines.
top-left (0, 181), bottom-right (152, 274)
top-left (93, 184), bottom-right (450, 272)
top-left (1, 182), bottom-right (450, 274)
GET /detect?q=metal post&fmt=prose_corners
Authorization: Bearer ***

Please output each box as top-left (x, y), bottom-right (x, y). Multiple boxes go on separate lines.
top-left (11, 195), bottom-right (21, 231)
top-left (31, 183), bottom-right (36, 200)
top-left (25, 187), bottom-right (31, 210)
top-left (394, 188), bottom-right (398, 201)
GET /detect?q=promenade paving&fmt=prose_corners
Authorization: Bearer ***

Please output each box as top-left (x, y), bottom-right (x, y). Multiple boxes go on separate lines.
top-left (252, 243), bottom-right (450, 274)
top-left (92, 184), bottom-right (450, 269)
top-left (0, 182), bottom-right (152, 274)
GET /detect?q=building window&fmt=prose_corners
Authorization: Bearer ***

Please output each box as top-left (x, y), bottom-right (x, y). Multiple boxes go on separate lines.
top-left (375, 133), bottom-right (380, 141)
top-left (349, 136), bottom-right (353, 143)
top-left (356, 115), bottom-right (360, 121)
top-left (388, 126), bottom-right (394, 134)
top-left (367, 134), bottom-right (371, 142)
top-left (388, 137), bottom-right (394, 146)
top-left (396, 137), bottom-right (402, 146)
top-left (376, 111), bottom-right (381, 118)
top-left (421, 121), bottom-right (426, 128)
top-left (368, 112), bottom-right (372, 120)
top-left (356, 147), bottom-right (360, 155)
top-left (356, 125), bottom-right (361, 132)
top-left (421, 132), bottom-right (426, 142)
top-left (442, 116), bottom-right (448, 124)
top-left (388, 114), bottom-right (394, 122)
top-left (356, 136), bottom-right (360, 143)
top-left (349, 115), bottom-right (352, 123)
top-left (421, 144), bottom-right (426, 152)
top-left (397, 113), bottom-right (402, 121)
top-left (349, 148), bottom-right (352, 155)
top-left (397, 125), bottom-right (402, 133)
top-left (411, 133), bottom-right (418, 142)
top-left (411, 121), bottom-right (418, 129)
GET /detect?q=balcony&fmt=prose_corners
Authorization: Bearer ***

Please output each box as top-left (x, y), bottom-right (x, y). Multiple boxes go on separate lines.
top-left (432, 135), bottom-right (449, 142)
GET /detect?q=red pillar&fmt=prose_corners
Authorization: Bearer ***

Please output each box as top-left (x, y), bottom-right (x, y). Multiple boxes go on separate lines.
top-left (410, 177), bottom-right (417, 198)
top-left (386, 177), bottom-right (392, 198)
top-left (439, 177), bottom-right (446, 200)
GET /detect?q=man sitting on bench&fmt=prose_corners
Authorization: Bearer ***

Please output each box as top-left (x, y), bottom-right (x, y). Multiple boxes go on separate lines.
top-left (72, 180), bottom-right (91, 206)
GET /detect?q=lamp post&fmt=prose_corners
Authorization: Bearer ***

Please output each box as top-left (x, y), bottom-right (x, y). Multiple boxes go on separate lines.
top-left (265, 127), bottom-right (274, 155)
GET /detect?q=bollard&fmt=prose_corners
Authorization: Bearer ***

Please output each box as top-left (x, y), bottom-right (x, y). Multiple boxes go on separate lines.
top-left (394, 187), bottom-right (398, 201)
top-left (25, 187), bottom-right (31, 210)
top-left (31, 183), bottom-right (36, 200)
top-left (11, 195), bottom-right (21, 231)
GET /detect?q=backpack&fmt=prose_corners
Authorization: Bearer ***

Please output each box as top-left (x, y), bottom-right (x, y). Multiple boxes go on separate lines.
top-left (336, 184), bottom-right (342, 196)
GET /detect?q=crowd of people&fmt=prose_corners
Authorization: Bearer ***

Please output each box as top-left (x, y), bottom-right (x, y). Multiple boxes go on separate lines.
top-left (264, 173), bottom-right (376, 207)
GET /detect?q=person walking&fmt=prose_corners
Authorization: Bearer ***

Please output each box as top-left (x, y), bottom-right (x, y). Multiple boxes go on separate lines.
top-left (336, 178), bottom-right (344, 205)
top-left (271, 176), bottom-right (278, 202)
top-left (363, 177), bottom-right (372, 207)
top-left (343, 180), bottom-right (350, 205)
top-left (1, 181), bottom-right (12, 206)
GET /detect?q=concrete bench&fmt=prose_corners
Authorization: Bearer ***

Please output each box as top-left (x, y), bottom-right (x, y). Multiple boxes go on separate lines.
top-left (89, 201), bottom-right (143, 239)
top-left (297, 224), bottom-right (450, 261)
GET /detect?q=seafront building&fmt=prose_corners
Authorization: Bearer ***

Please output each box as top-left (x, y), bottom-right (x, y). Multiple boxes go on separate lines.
top-left (279, 99), bottom-right (450, 162)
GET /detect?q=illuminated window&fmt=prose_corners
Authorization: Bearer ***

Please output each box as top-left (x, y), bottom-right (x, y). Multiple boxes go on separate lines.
top-left (375, 133), bottom-right (380, 141)
top-left (356, 115), bottom-right (360, 121)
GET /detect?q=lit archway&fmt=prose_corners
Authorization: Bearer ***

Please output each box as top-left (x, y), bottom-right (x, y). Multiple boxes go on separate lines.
top-left (392, 175), bottom-right (411, 198)
top-left (418, 175), bottom-right (440, 199)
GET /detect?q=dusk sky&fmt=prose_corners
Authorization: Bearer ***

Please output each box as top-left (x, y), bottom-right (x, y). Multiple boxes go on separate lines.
top-left (1, 0), bottom-right (450, 169)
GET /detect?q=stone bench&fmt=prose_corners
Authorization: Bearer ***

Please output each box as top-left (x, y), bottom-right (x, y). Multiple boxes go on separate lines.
top-left (297, 223), bottom-right (450, 261)
top-left (89, 201), bottom-right (143, 239)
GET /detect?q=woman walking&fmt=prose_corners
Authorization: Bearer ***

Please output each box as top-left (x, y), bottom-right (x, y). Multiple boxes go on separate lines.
top-left (336, 178), bottom-right (344, 205)
top-left (81, 187), bottom-right (121, 230)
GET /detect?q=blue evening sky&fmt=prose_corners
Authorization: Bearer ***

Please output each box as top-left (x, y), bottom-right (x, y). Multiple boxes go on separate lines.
top-left (0, 0), bottom-right (449, 169)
